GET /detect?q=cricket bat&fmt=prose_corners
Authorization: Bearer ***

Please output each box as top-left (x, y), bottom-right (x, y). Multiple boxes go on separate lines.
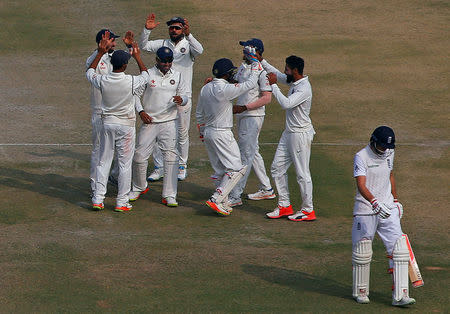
top-left (403, 234), bottom-right (424, 288)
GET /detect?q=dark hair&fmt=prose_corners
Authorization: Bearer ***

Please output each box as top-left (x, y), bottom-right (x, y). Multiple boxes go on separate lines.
top-left (285, 55), bottom-right (304, 74)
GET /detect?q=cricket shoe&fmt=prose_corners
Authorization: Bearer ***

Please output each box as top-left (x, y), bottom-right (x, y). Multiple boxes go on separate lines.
top-left (178, 166), bottom-right (187, 181)
top-left (114, 203), bottom-right (132, 212)
top-left (288, 209), bottom-right (317, 222)
top-left (162, 196), bottom-right (178, 207)
top-left (392, 297), bottom-right (416, 307)
top-left (128, 187), bottom-right (150, 202)
top-left (147, 167), bottom-right (164, 182)
top-left (206, 199), bottom-right (232, 216)
top-left (354, 295), bottom-right (370, 304)
top-left (228, 196), bottom-right (243, 207)
top-left (266, 205), bottom-right (294, 219)
top-left (247, 188), bottom-right (276, 200)
top-left (92, 203), bottom-right (104, 211)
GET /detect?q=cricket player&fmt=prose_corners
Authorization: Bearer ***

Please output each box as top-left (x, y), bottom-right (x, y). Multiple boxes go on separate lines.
top-left (260, 54), bottom-right (316, 221)
top-left (128, 47), bottom-right (188, 207)
top-left (85, 29), bottom-right (120, 193)
top-left (196, 53), bottom-right (263, 216)
top-left (352, 126), bottom-right (416, 307)
top-left (228, 38), bottom-right (275, 207)
top-left (138, 13), bottom-right (204, 181)
top-left (86, 33), bottom-right (149, 212)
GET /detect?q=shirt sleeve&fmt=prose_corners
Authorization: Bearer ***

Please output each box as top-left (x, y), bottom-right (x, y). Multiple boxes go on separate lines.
top-left (134, 95), bottom-right (143, 113)
top-left (195, 89), bottom-right (205, 125)
top-left (222, 64), bottom-right (261, 100)
top-left (86, 68), bottom-right (102, 89)
top-left (186, 34), bottom-right (204, 58)
top-left (85, 50), bottom-right (98, 70)
top-left (132, 71), bottom-right (149, 97)
top-left (139, 28), bottom-right (165, 52)
top-left (271, 83), bottom-right (311, 110)
top-left (258, 70), bottom-right (272, 92)
top-left (176, 72), bottom-right (189, 105)
top-left (261, 59), bottom-right (288, 85)
top-left (353, 154), bottom-right (367, 177)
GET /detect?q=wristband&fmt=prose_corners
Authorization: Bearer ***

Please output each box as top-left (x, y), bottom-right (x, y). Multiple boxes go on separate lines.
top-left (139, 110), bottom-right (145, 114)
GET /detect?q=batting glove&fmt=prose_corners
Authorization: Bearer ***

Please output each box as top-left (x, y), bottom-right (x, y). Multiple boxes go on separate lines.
top-left (243, 46), bottom-right (259, 63)
top-left (370, 198), bottom-right (391, 219)
top-left (394, 199), bottom-right (403, 219)
top-left (197, 123), bottom-right (205, 142)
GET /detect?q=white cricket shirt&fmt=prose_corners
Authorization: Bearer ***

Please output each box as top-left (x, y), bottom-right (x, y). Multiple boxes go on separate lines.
top-left (86, 51), bottom-right (113, 114)
top-left (353, 145), bottom-right (395, 215)
top-left (196, 65), bottom-right (261, 129)
top-left (139, 29), bottom-right (204, 97)
top-left (261, 60), bottom-right (313, 133)
top-left (86, 69), bottom-right (149, 126)
top-left (135, 66), bottom-right (188, 123)
top-left (235, 62), bottom-right (271, 117)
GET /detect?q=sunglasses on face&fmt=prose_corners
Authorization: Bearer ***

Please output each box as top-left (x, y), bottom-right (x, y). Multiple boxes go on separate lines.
top-left (168, 25), bottom-right (183, 30)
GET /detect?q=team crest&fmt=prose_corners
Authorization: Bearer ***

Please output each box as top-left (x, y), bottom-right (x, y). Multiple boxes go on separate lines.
top-left (170, 79), bottom-right (176, 85)
top-left (180, 47), bottom-right (186, 53)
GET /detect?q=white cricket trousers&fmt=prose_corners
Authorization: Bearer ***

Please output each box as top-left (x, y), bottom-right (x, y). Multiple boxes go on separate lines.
top-left (132, 120), bottom-right (178, 198)
top-left (152, 98), bottom-right (192, 168)
top-left (90, 113), bottom-right (103, 192)
top-left (230, 116), bottom-right (271, 199)
top-left (92, 122), bottom-right (135, 206)
top-left (204, 128), bottom-right (243, 176)
top-left (352, 209), bottom-right (403, 267)
top-left (271, 129), bottom-right (315, 209)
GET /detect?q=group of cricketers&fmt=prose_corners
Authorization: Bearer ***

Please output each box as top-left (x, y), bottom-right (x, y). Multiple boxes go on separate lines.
top-left (85, 12), bottom-right (419, 307)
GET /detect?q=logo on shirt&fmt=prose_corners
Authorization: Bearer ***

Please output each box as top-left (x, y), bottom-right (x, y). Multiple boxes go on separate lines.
top-left (357, 222), bottom-right (361, 231)
top-left (387, 158), bottom-right (391, 168)
top-left (354, 164), bottom-right (359, 172)
top-left (149, 79), bottom-right (156, 87)
top-left (180, 47), bottom-right (186, 53)
top-left (170, 79), bottom-right (176, 85)
top-left (368, 164), bottom-right (379, 168)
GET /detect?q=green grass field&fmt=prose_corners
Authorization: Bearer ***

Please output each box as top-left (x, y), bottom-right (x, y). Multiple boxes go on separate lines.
top-left (0, 0), bottom-right (449, 312)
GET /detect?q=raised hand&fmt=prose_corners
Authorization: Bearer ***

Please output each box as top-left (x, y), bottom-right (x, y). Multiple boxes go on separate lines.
top-left (130, 41), bottom-right (141, 58)
top-left (123, 31), bottom-right (134, 47)
top-left (267, 72), bottom-right (277, 85)
top-left (98, 31), bottom-right (114, 54)
top-left (183, 18), bottom-right (190, 36)
top-left (145, 13), bottom-right (160, 30)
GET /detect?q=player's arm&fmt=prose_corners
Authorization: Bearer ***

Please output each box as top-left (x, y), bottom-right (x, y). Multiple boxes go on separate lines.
top-left (260, 59), bottom-right (288, 85)
top-left (234, 92), bottom-right (272, 114)
top-left (183, 18), bottom-right (204, 57)
top-left (174, 73), bottom-right (188, 106)
top-left (269, 77), bottom-right (311, 110)
top-left (195, 91), bottom-right (205, 141)
top-left (223, 63), bottom-right (262, 101)
top-left (139, 13), bottom-right (164, 52)
top-left (355, 176), bottom-right (376, 202)
top-left (85, 50), bottom-right (98, 71)
top-left (86, 32), bottom-right (114, 87)
top-left (390, 171), bottom-right (398, 199)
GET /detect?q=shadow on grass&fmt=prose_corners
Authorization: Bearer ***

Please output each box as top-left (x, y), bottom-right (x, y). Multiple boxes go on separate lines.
top-left (241, 264), bottom-right (391, 304)
top-left (0, 166), bottom-right (90, 207)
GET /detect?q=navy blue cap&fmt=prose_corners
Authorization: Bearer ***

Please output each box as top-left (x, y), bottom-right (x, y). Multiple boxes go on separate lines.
top-left (166, 17), bottom-right (185, 26)
top-left (212, 58), bottom-right (236, 77)
top-left (96, 29), bottom-right (120, 44)
top-left (156, 46), bottom-right (174, 62)
top-left (371, 126), bottom-right (396, 149)
top-left (110, 50), bottom-right (131, 68)
top-left (239, 38), bottom-right (264, 53)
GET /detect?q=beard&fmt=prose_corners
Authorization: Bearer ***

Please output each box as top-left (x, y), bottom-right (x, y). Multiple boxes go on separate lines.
top-left (170, 33), bottom-right (184, 42)
top-left (286, 74), bottom-right (294, 83)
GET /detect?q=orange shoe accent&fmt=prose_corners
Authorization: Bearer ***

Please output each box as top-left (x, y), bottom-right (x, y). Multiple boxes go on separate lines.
top-left (92, 203), bottom-right (104, 210)
top-left (206, 200), bottom-right (230, 216)
top-left (267, 205), bottom-right (294, 218)
top-left (140, 187), bottom-right (150, 195)
top-left (304, 210), bottom-right (316, 221)
top-left (114, 205), bottom-right (132, 212)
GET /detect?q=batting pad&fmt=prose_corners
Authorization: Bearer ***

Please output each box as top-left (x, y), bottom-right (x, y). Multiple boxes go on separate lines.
top-left (214, 165), bottom-right (248, 204)
top-left (393, 236), bottom-right (410, 301)
top-left (352, 239), bottom-right (372, 298)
